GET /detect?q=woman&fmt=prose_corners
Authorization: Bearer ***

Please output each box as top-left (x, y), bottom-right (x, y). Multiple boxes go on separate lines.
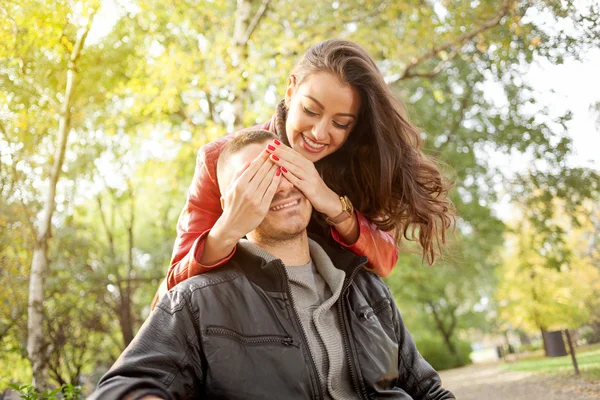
top-left (164, 39), bottom-right (454, 291)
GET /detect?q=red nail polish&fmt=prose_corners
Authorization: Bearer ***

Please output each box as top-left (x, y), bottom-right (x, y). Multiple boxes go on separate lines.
top-left (267, 144), bottom-right (276, 151)
top-left (271, 154), bottom-right (280, 161)
top-left (274, 139), bottom-right (281, 145)
top-left (276, 168), bottom-right (281, 176)
top-left (281, 166), bottom-right (288, 173)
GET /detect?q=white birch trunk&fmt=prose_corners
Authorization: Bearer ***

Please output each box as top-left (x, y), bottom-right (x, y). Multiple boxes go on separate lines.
top-left (231, 0), bottom-right (270, 131)
top-left (27, 20), bottom-right (93, 392)
top-left (232, 0), bottom-right (253, 131)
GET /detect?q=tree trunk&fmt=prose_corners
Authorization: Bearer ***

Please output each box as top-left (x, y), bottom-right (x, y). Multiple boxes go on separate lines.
top-left (26, 19), bottom-right (94, 392)
top-left (428, 301), bottom-right (461, 364)
top-left (231, 0), bottom-right (270, 130)
top-left (231, 0), bottom-right (252, 131)
top-left (564, 329), bottom-right (580, 375)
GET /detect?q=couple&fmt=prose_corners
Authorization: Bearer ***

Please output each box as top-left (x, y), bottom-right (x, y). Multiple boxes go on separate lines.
top-left (91, 130), bottom-right (454, 399)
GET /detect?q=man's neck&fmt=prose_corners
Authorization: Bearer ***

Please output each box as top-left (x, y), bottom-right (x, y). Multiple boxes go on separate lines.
top-left (247, 233), bottom-right (311, 266)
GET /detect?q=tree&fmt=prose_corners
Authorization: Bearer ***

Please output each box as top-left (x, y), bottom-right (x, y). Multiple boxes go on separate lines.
top-left (496, 202), bottom-right (600, 342)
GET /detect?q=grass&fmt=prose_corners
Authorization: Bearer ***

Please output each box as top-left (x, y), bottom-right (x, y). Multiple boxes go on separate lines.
top-left (503, 343), bottom-right (600, 380)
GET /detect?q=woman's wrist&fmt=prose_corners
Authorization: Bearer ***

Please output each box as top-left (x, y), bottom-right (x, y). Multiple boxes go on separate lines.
top-left (331, 211), bottom-right (360, 245)
top-left (321, 190), bottom-right (344, 218)
top-left (199, 218), bottom-right (241, 265)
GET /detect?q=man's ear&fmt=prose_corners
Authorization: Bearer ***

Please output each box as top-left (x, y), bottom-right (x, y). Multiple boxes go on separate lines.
top-left (220, 196), bottom-right (225, 210)
top-left (284, 75), bottom-right (297, 108)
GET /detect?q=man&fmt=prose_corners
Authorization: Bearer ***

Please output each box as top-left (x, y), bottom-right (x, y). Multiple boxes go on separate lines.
top-left (91, 130), bottom-right (454, 400)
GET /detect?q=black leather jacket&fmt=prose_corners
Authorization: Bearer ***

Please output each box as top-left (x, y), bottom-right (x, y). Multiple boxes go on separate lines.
top-left (91, 237), bottom-right (454, 400)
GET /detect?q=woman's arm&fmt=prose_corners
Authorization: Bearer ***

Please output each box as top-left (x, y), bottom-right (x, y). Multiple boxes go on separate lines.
top-left (166, 136), bottom-right (235, 290)
top-left (330, 210), bottom-right (398, 277)
top-left (166, 136), bottom-right (281, 290)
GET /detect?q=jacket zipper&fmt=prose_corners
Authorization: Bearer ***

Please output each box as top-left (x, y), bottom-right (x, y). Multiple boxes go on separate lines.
top-left (205, 325), bottom-right (297, 347)
top-left (339, 257), bottom-right (370, 400)
top-left (276, 261), bottom-right (324, 400)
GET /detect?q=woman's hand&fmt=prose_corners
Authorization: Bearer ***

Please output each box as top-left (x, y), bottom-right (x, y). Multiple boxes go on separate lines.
top-left (266, 139), bottom-right (343, 218)
top-left (214, 148), bottom-right (282, 244)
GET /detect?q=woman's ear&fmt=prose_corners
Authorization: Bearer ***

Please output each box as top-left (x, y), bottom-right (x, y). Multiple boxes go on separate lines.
top-left (284, 75), bottom-right (297, 108)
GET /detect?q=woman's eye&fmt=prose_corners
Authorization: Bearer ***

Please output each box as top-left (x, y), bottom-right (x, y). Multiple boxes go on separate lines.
top-left (303, 106), bottom-right (318, 116)
top-left (333, 121), bottom-right (351, 130)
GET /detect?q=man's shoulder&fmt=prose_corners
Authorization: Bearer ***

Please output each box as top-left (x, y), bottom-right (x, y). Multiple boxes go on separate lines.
top-left (180, 266), bottom-right (244, 291)
top-left (157, 266), bottom-right (244, 313)
top-left (353, 268), bottom-right (393, 299)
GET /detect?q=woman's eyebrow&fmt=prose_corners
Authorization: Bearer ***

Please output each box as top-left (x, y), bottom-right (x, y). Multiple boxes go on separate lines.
top-left (303, 95), bottom-right (356, 119)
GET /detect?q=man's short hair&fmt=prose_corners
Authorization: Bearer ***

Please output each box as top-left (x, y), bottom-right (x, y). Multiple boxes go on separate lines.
top-left (217, 129), bottom-right (277, 190)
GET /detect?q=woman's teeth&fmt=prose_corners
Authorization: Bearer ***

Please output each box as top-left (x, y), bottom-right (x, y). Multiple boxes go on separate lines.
top-left (302, 134), bottom-right (325, 149)
top-left (271, 199), bottom-right (300, 211)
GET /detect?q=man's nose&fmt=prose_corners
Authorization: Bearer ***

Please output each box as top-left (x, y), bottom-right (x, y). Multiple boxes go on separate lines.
top-left (277, 175), bottom-right (294, 192)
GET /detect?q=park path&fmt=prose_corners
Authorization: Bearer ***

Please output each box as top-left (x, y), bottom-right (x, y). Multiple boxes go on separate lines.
top-left (438, 363), bottom-right (600, 400)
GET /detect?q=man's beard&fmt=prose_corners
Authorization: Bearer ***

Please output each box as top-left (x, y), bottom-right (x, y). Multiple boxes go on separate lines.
top-left (251, 190), bottom-right (310, 245)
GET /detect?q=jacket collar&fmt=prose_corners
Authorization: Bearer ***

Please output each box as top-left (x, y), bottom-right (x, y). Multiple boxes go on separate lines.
top-left (229, 233), bottom-right (368, 293)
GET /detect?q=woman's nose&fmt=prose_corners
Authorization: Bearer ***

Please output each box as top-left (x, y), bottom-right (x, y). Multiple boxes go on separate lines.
top-left (311, 120), bottom-right (328, 142)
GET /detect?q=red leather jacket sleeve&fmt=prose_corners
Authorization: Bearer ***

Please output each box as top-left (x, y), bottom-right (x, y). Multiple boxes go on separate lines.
top-left (166, 135), bottom-right (235, 290)
top-left (330, 211), bottom-right (399, 277)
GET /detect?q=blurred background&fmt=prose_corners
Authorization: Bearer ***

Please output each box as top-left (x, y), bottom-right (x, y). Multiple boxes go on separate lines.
top-left (1, 0), bottom-right (599, 398)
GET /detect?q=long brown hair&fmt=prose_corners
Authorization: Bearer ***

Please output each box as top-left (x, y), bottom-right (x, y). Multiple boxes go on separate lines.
top-left (284, 39), bottom-right (454, 264)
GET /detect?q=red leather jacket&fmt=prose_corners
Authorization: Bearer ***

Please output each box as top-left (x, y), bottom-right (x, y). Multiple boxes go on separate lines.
top-left (166, 117), bottom-right (399, 290)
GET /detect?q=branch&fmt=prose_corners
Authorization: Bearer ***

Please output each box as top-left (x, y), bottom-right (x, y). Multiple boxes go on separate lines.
top-left (205, 93), bottom-right (218, 124)
top-left (447, 85), bottom-right (474, 143)
top-left (96, 193), bottom-right (115, 257)
top-left (392, 0), bottom-right (513, 82)
top-left (241, 0), bottom-right (271, 45)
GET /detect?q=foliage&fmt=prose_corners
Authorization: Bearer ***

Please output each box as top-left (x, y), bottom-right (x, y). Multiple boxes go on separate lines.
top-left (579, 326), bottom-right (600, 345)
top-left (8, 383), bottom-right (82, 400)
top-left (414, 334), bottom-right (473, 371)
top-left (496, 201), bottom-right (600, 334)
top-left (1, 0), bottom-right (599, 392)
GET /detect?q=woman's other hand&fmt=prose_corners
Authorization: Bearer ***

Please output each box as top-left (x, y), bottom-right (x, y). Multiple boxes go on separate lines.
top-left (266, 139), bottom-right (343, 219)
top-left (214, 147), bottom-right (282, 243)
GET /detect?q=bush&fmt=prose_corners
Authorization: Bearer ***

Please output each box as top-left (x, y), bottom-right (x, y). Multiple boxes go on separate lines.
top-left (518, 340), bottom-right (544, 353)
top-left (415, 336), bottom-right (472, 371)
top-left (8, 384), bottom-right (83, 400)
top-left (579, 325), bottom-right (600, 345)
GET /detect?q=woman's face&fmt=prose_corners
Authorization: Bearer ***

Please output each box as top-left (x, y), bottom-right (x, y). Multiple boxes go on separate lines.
top-left (285, 71), bottom-right (361, 162)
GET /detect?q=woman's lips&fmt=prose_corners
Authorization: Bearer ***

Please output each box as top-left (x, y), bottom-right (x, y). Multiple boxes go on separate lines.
top-left (300, 133), bottom-right (327, 153)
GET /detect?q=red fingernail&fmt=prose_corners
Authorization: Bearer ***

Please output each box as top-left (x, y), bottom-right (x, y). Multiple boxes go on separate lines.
top-left (281, 166), bottom-right (288, 173)
top-left (271, 154), bottom-right (280, 161)
top-left (274, 139), bottom-right (281, 145)
top-left (276, 168), bottom-right (281, 176)
top-left (267, 144), bottom-right (276, 151)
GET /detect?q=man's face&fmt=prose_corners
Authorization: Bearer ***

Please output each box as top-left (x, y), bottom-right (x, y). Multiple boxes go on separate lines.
top-left (221, 142), bottom-right (313, 243)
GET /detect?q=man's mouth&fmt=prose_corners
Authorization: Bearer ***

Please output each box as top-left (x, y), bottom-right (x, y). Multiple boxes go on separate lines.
top-left (270, 198), bottom-right (301, 211)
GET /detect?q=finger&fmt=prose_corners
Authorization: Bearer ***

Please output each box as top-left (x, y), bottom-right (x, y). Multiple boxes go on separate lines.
top-left (246, 154), bottom-right (276, 193)
top-left (268, 157), bottom-right (305, 182)
top-left (268, 141), bottom-right (310, 170)
top-left (233, 148), bottom-right (271, 186)
top-left (255, 163), bottom-right (279, 197)
top-left (261, 167), bottom-right (283, 204)
top-left (280, 167), bottom-right (304, 189)
top-left (230, 160), bottom-right (251, 183)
